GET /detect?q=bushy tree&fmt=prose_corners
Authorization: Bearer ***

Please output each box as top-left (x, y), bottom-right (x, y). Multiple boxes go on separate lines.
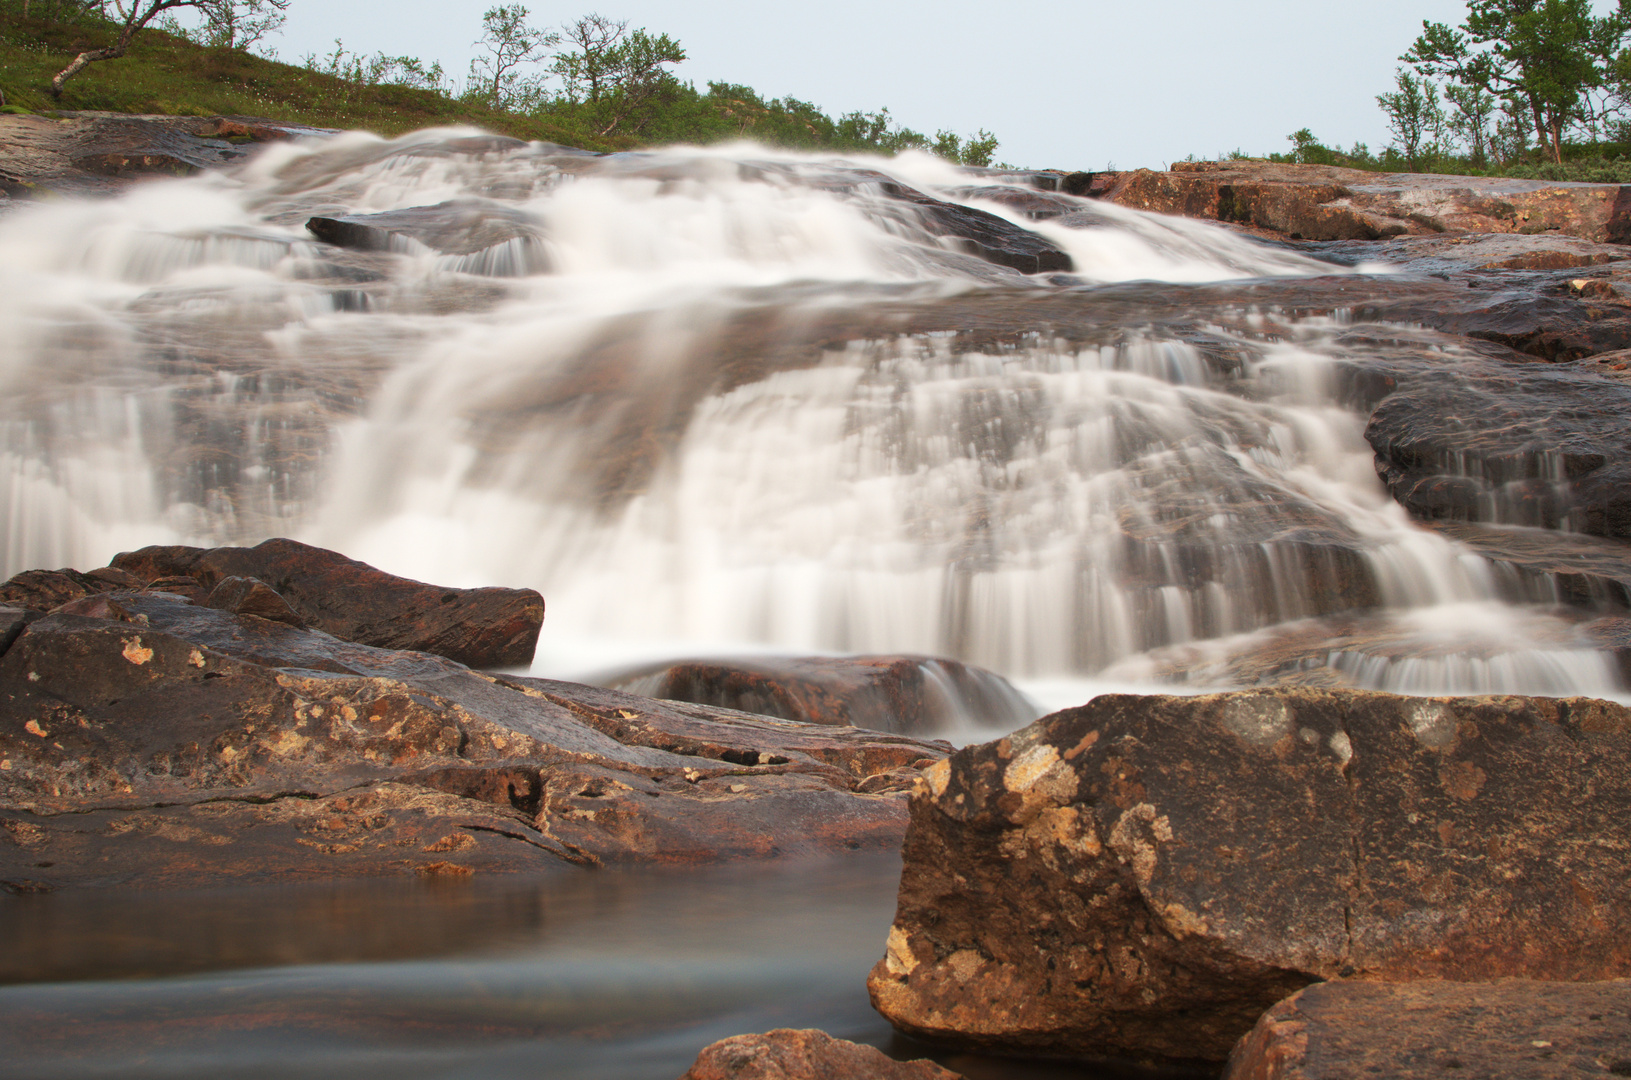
top-left (468, 4), bottom-right (555, 110)
top-left (1444, 81), bottom-right (1498, 164)
top-left (1405, 0), bottom-right (1631, 164)
top-left (550, 14), bottom-right (686, 136)
top-left (1377, 66), bottom-right (1446, 169)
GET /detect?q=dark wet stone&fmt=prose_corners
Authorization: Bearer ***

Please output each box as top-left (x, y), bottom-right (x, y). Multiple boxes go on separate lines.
top-left (1223, 979), bottom-right (1631, 1080)
top-left (203, 575), bottom-right (304, 626)
top-left (0, 607), bottom-right (26, 657)
top-left (879, 180), bottom-right (1072, 274)
top-left (306, 199), bottom-right (548, 274)
top-left (112, 538), bottom-right (544, 669)
top-left (868, 689), bottom-right (1631, 1065)
top-left (1359, 352), bottom-right (1631, 536)
top-left (610, 655), bottom-right (1037, 735)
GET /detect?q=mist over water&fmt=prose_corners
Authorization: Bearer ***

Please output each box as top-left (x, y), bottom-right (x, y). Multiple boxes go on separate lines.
top-left (0, 129), bottom-right (1621, 715)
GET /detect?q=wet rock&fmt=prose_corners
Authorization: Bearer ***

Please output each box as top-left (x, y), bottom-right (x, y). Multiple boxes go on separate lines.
top-left (1104, 161), bottom-right (1631, 245)
top-left (1223, 979), bottom-right (1631, 1080)
top-left (878, 180), bottom-right (1073, 274)
top-left (1359, 352), bottom-right (1631, 536)
top-left (202, 575), bottom-right (304, 626)
top-left (679, 1029), bottom-right (961, 1080)
top-left (610, 655), bottom-right (1037, 735)
top-left (306, 199), bottom-right (549, 275)
top-left (0, 567), bottom-right (106, 610)
top-left (0, 607), bottom-right (26, 656)
top-left (867, 689), bottom-right (1631, 1065)
top-left (0, 589), bottom-right (948, 891)
top-left (111, 538), bottom-right (544, 668)
top-left (0, 112), bottom-right (327, 200)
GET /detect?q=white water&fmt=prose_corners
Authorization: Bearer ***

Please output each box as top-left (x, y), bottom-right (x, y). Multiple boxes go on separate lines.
top-left (0, 130), bottom-right (1622, 712)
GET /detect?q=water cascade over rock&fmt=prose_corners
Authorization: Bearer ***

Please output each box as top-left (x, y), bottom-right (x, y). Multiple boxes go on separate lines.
top-left (3, 128), bottom-right (1630, 711)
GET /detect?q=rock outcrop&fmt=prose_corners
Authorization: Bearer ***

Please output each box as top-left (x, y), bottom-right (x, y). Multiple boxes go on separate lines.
top-left (867, 689), bottom-right (1631, 1066)
top-left (611, 655), bottom-right (1037, 736)
top-left (0, 112), bottom-right (329, 200)
top-left (0, 567), bottom-right (946, 892)
top-left (1101, 161), bottom-right (1631, 244)
top-left (105, 539), bottom-right (544, 669)
top-left (679, 1029), bottom-right (960, 1080)
top-left (1223, 979), bottom-right (1631, 1080)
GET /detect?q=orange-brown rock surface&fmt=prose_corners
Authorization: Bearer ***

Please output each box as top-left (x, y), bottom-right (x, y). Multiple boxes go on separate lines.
top-left (1223, 979), bottom-right (1631, 1080)
top-left (679, 1029), bottom-right (960, 1080)
top-left (0, 551), bottom-right (947, 893)
top-left (867, 689), bottom-right (1631, 1066)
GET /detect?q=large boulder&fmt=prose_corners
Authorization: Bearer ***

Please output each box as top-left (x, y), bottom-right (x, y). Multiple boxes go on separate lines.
top-left (679, 1029), bottom-right (960, 1080)
top-left (1223, 979), bottom-right (1631, 1080)
top-left (110, 538), bottom-right (544, 669)
top-left (0, 589), bottom-right (947, 892)
top-left (866, 689), bottom-right (1631, 1066)
top-left (611, 655), bottom-right (1038, 736)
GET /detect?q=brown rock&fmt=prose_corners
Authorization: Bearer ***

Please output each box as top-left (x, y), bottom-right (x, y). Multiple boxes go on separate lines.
top-left (679, 1029), bottom-right (960, 1080)
top-left (203, 575), bottom-right (304, 626)
top-left (0, 112), bottom-right (335, 200)
top-left (0, 588), bottom-right (947, 891)
top-left (0, 567), bottom-right (104, 611)
top-left (1223, 979), bottom-right (1631, 1080)
top-left (612, 655), bottom-right (1037, 735)
top-left (111, 538), bottom-right (544, 668)
top-left (867, 689), bottom-right (1631, 1066)
top-left (1105, 161), bottom-right (1631, 245)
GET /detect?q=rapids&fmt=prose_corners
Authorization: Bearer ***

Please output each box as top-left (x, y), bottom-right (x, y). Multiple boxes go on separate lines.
top-left (0, 130), bottom-right (1621, 719)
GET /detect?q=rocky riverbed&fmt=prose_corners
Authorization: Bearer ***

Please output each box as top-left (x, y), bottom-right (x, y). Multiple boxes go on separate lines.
top-left (6, 116), bottom-right (1631, 1078)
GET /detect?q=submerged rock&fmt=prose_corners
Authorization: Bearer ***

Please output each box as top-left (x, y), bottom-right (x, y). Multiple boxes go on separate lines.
top-left (679, 1029), bottom-right (961, 1080)
top-left (1223, 979), bottom-right (1631, 1080)
top-left (610, 655), bottom-right (1038, 735)
top-left (306, 199), bottom-right (549, 275)
top-left (867, 689), bottom-right (1631, 1065)
top-left (110, 538), bottom-right (544, 669)
top-left (0, 588), bottom-right (948, 892)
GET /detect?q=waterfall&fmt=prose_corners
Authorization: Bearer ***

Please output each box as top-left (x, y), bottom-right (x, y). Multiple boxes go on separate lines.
top-left (0, 129), bottom-right (1620, 703)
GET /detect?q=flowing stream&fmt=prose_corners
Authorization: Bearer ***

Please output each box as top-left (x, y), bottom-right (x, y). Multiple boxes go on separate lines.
top-left (3, 130), bottom-right (1628, 1078)
top-left (0, 129), bottom-right (1619, 711)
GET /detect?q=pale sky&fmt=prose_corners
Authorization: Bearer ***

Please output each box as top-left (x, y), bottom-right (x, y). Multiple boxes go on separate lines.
top-left (260, 0), bottom-right (1487, 170)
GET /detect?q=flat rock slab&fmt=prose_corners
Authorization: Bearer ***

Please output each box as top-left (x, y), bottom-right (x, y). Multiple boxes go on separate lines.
top-left (1224, 979), bottom-right (1631, 1080)
top-left (611, 655), bottom-right (1038, 735)
top-left (0, 589), bottom-right (947, 891)
top-left (0, 112), bottom-right (329, 199)
top-left (1102, 160), bottom-right (1631, 245)
top-left (867, 689), bottom-right (1631, 1066)
top-left (680, 1029), bottom-right (961, 1080)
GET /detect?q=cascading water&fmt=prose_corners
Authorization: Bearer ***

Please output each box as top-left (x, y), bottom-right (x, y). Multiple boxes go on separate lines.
top-left (0, 129), bottom-right (1622, 714)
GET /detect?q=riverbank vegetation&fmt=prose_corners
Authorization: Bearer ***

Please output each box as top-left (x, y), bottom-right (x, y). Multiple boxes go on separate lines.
top-left (1214, 0), bottom-right (1631, 181)
top-left (0, 1), bottom-right (1002, 163)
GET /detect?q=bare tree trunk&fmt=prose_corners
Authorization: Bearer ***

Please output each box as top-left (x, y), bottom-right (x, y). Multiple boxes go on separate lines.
top-left (51, 20), bottom-right (139, 97)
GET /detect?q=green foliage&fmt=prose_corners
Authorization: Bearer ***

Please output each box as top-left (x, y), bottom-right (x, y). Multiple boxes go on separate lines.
top-left (1376, 67), bottom-right (1446, 170)
top-left (466, 4), bottom-right (553, 110)
top-left (0, 1), bottom-right (1005, 165)
top-left (1404, 0), bottom-right (1631, 164)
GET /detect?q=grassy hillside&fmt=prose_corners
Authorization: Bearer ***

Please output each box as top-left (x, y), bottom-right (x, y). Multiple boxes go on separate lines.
top-left (0, 6), bottom-right (1001, 162)
top-left (0, 9), bottom-right (596, 144)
